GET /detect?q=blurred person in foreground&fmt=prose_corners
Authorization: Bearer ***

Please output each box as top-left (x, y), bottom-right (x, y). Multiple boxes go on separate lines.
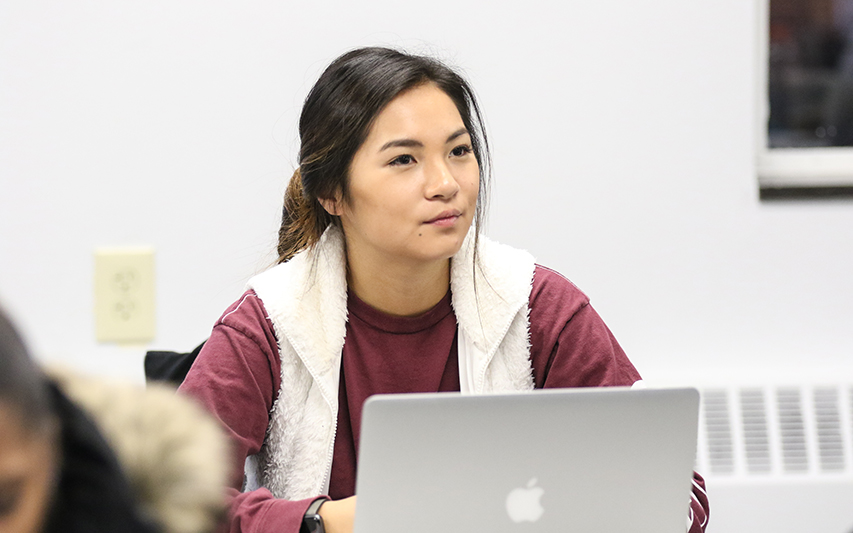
top-left (0, 305), bottom-right (230, 533)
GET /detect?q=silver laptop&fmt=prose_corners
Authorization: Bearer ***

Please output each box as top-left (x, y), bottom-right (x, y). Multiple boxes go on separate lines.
top-left (354, 387), bottom-right (699, 533)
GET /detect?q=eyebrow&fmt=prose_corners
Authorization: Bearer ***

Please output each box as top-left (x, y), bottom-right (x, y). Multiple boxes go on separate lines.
top-left (378, 127), bottom-right (470, 152)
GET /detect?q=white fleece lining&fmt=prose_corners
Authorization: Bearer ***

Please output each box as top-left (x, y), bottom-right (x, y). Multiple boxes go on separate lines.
top-left (457, 328), bottom-right (477, 394)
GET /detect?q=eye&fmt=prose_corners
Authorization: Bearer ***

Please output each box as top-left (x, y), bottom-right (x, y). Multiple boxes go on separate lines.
top-left (389, 154), bottom-right (416, 166)
top-left (450, 144), bottom-right (473, 157)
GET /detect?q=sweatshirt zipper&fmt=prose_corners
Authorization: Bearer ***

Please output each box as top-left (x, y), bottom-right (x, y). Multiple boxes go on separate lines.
top-left (282, 330), bottom-right (338, 496)
top-left (475, 301), bottom-right (527, 392)
top-left (308, 372), bottom-right (337, 496)
top-left (319, 407), bottom-right (337, 495)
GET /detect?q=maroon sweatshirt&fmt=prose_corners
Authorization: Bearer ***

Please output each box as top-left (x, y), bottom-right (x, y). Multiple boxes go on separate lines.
top-left (179, 265), bottom-right (709, 532)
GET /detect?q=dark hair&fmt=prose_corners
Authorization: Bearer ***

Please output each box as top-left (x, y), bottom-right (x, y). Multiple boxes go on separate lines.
top-left (0, 306), bottom-right (55, 434)
top-left (277, 46), bottom-right (491, 262)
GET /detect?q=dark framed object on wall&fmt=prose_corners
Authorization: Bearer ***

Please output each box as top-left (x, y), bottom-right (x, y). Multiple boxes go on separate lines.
top-left (757, 0), bottom-right (853, 198)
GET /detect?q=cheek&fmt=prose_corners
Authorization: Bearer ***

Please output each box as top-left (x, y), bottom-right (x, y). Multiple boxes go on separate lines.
top-left (27, 458), bottom-right (57, 530)
top-left (462, 169), bottom-right (480, 203)
top-left (346, 181), bottom-right (416, 220)
top-left (461, 159), bottom-right (480, 189)
top-left (0, 444), bottom-right (58, 533)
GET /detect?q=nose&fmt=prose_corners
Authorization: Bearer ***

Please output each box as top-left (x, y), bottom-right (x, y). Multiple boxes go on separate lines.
top-left (424, 159), bottom-right (460, 199)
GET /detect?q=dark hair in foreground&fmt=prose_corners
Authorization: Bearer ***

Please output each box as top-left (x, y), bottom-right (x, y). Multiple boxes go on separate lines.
top-left (277, 46), bottom-right (491, 262)
top-left (0, 306), bottom-right (55, 434)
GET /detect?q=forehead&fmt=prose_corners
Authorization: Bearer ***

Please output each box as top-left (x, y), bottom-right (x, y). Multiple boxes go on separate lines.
top-left (364, 84), bottom-right (466, 144)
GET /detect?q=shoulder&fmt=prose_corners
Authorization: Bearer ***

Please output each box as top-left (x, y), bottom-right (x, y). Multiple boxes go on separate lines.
top-left (526, 267), bottom-right (641, 388)
top-left (529, 264), bottom-right (590, 316)
top-left (217, 290), bottom-right (267, 325)
top-left (203, 291), bottom-right (280, 377)
top-left (215, 290), bottom-right (272, 340)
top-left (527, 264), bottom-right (591, 345)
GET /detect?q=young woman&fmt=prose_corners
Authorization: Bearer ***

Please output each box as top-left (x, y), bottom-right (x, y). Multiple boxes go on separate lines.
top-left (179, 47), bottom-right (710, 533)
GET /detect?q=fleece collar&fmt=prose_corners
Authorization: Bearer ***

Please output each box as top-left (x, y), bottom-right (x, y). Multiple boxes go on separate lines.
top-left (248, 224), bottom-right (535, 403)
top-left (248, 227), bottom-right (349, 410)
top-left (451, 230), bottom-right (534, 356)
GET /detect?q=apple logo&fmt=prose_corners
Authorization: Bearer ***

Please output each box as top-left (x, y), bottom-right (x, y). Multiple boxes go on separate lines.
top-left (505, 477), bottom-right (545, 523)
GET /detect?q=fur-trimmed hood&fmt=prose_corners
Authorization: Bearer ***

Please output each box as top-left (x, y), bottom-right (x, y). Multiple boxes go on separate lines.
top-left (49, 368), bottom-right (229, 533)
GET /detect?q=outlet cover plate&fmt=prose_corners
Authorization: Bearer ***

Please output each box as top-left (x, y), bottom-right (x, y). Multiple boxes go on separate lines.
top-left (94, 247), bottom-right (155, 343)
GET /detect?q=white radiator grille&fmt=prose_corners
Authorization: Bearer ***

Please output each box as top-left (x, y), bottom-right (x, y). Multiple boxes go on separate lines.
top-left (777, 387), bottom-right (808, 473)
top-left (697, 384), bottom-right (853, 478)
top-left (849, 385), bottom-right (853, 466)
top-left (739, 388), bottom-right (771, 473)
top-left (702, 389), bottom-right (735, 474)
top-left (814, 387), bottom-right (845, 472)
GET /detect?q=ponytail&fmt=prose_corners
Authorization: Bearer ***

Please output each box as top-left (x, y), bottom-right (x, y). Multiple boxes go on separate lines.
top-left (277, 168), bottom-right (329, 263)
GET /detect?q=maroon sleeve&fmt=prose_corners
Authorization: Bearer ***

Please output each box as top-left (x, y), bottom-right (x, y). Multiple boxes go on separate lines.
top-left (528, 266), bottom-right (710, 531)
top-left (688, 473), bottom-right (710, 532)
top-left (178, 291), bottom-right (314, 533)
top-left (528, 265), bottom-right (640, 388)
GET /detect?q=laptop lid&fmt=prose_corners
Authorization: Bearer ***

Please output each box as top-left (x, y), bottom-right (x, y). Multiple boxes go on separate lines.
top-left (353, 387), bottom-right (699, 533)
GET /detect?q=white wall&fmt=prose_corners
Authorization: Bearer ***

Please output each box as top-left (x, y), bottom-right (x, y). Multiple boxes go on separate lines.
top-left (2, 0), bottom-right (852, 385)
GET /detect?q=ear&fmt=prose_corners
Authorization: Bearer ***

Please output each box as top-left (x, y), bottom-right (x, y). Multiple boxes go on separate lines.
top-left (318, 195), bottom-right (342, 216)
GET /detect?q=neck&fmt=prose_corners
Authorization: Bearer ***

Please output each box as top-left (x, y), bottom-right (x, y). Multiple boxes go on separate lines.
top-left (346, 253), bottom-right (450, 317)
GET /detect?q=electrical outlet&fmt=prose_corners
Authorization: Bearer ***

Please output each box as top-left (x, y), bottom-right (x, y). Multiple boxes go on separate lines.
top-left (94, 247), bottom-right (155, 343)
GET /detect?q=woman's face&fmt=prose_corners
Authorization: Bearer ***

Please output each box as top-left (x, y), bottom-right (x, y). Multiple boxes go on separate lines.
top-left (0, 405), bottom-right (57, 533)
top-left (329, 83), bottom-right (480, 269)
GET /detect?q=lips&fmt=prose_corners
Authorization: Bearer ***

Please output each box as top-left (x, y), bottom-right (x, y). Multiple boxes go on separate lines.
top-left (425, 209), bottom-right (462, 225)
